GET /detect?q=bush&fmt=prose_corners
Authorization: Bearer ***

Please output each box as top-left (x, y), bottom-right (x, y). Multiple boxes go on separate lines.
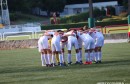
top-left (41, 20), bottom-right (127, 30)
top-left (60, 12), bottom-right (89, 23)
top-left (93, 7), bottom-right (101, 17)
top-left (101, 7), bottom-right (106, 16)
top-left (119, 12), bottom-right (128, 17)
top-left (106, 6), bottom-right (116, 16)
top-left (10, 13), bottom-right (18, 21)
top-left (102, 18), bottom-right (120, 22)
top-left (10, 12), bottom-right (34, 21)
top-left (60, 7), bottom-right (107, 24)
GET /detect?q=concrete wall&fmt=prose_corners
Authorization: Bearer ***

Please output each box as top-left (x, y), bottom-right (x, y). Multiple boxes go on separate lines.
top-left (0, 39), bottom-right (38, 50)
top-left (104, 33), bottom-right (128, 39)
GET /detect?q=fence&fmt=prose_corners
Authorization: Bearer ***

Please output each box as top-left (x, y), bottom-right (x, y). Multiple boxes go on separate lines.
top-left (0, 24), bottom-right (129, 41)
top-left (0, 23), bottom-right (41, 34)
top-left (3, 31), bottom-right (34, 40)
top-left (0, 33), bottom-right (2, 40)
top-left (104, 24), bottom-right (128, 34)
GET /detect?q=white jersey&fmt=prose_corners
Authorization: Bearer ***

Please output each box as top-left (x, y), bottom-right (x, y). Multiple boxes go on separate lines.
top-left (89, 32), bottom-right (96, 40)
top-left (65, 31), bottom-right (77, 41)
top-left (77, 32), bottom-right (95, 49)
top-left (78, 32), bottom-right (92, 42)
top-left (95, 32), bottom-right (104, 39)
top-left (51, 32), bottom-right (62, 52)
top-left (65, 31), bottom-right (79, 50)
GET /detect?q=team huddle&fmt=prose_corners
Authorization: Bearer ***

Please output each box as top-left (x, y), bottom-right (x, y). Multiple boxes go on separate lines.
top-left (38, 26), bottom-right (104, 67)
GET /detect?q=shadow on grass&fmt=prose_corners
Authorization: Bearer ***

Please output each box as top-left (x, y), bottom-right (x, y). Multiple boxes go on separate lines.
top-left (0, 59), bottom-right (130, 74)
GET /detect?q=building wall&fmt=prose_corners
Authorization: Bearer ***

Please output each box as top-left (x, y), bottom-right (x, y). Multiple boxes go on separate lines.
top-left (60, 1), bottom-right (118, 17)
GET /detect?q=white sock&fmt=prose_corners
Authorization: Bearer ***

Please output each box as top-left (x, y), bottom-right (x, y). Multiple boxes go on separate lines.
top-left (68, 54), bottom-right (71, 63)
top-left (62, 53), bottom-right (65, 63)
top-left (41, 54), bottom-right (45, 66)
top-left (90, 52), bottom-right (93, 62)
top-left (48, 54), bottom-right (51, 64)
top-left (51, 54), bottom-right (55, 64)
top-left (85, 52), bottom-right (89, 62)
top-left (76, 53), bottom-right (80, 62)
top-left (79, 50), bottom-right (82, 61)
top-left (99, 52), bottom-right (102, 61)
top-left (97, 52), bottom-right (100, 61)
top-left (91, 51), bottom-right (95, 61)
top-left (59, 54), bottom-right (63, 63)
top-left (95, 52), bottom-right (98, 62)
top-left (44, 54), bottom-right (48, 64)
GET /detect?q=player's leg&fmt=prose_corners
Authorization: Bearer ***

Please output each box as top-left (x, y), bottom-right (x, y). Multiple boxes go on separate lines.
top-left (55, 42), bottom-right (64, 66)
top-left (62, 48), bottom-right (66, 65)
top-left (43, 49), bottom-right (49, 67)
top-left (41, 52), bottom-right (46, 66)
top-left (55, 53), bottom-right (60, 65)
top-left (78, 39), bottom-right (83, 63)
top-left (51, 43), bottom-right (56, 66)
top-left (75, 49), bottom-right (80, 64)
top-left (94, 47), bottom-right (98, 63)
top-left (38, 43), bottom-right (46, 66)
top-left (84, 41), bottom-right (91, 64)
top-left (84, 49), bottom-right (90, 64)
top-left (52, 51), bottom-right (56, 66)
top-left (79, 42), bottom-right (83, 63)
top-left (96, 38), bottom-right (103, 63)
top-left (90, 40), bottom-right (95, 62)
top-left (95, 38), bottom-right (100, 63)
top-left (61, 42), bottom-right (66, 65)
top-left (74, 40), bottom-right (80, 64)
top-left (98, 47), bottom-right (102, 63)
top-left (67, 41), bottom-right (72, 64)
top-left (98, 38), bottom-right (104, 63)
top-left (47, 49), bottom-right (52, 65)
top-left (89, 49), bottom-right (93, 64)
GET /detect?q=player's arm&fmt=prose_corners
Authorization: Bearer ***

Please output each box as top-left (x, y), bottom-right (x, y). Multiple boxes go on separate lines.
top-left (44, 32), bottom-right (51, 36)
top-left (63, 31), bottom-right (75, 36)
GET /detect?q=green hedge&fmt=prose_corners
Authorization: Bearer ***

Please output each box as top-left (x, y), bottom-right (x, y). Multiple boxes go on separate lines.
top-left (41, 20), bottom-right (127, 30)
top-left (60, 8), bottom-right (106, 23)
top-left (60, 12), bottom-right (89, 23)
top-left (10, 13), bottom-right (32, 21)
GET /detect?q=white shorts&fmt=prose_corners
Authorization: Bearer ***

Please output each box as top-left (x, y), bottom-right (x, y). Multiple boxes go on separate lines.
top-left (67, 38), bottom-right (79, 50)
top-left (38, 37), bottom-right (49, 52)
top-left (84, 39), bottom-right (95, 50)
top-left (51, 41), bottom-right (61, 52)
top-left (38, 43), bottom-right (43, 52)
top-left (95, 38), bottom-right (104, 47)
top-left (60, 42), bottom-right (67, 49)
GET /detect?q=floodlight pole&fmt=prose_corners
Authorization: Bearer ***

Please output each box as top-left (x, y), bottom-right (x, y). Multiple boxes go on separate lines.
top-left (128, 0), bottom-right (130, 42)
top-left (88, 0), bottom-right (95, 28)
top-left (0, 0), bottom-right (10, 26)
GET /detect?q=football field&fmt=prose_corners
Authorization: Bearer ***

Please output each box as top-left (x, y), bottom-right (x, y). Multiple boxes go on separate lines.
top-left (0, 43), bottom-right (130, 84)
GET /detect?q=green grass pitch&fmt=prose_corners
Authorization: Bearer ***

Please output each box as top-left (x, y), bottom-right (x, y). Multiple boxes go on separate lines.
top-left (0, 43), bottom-right (130, 84)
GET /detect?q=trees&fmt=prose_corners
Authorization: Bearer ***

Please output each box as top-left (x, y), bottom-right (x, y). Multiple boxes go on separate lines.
top-left (8, 0), bottom-right (66, 15)
top-left (8, 0), bottom-right (33, 13)
top-left (43, 0), bottom-right (66, 16)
